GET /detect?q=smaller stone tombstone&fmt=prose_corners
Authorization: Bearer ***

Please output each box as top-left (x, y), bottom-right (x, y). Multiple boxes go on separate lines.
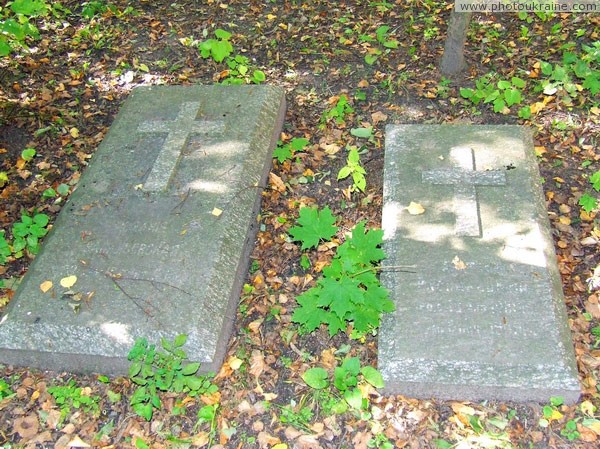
top-left (379, 125), bottom-right (580, 404)
top-left (0, 85), bottom-right (286, 375)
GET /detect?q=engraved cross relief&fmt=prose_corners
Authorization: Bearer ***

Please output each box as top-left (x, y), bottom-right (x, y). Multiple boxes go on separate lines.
top-left (137, 102), bottom-right (225, 192)
top-left (422, 146), bottom-right (506, 237)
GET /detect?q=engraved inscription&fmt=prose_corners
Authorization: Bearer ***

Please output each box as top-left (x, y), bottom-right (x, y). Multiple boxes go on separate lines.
top-left (422, 146), bottom-right (506, 237)
top-left (138, 102), bottom-right (225, 192)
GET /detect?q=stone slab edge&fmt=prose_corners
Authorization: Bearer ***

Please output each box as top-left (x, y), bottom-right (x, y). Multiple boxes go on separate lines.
top-left (379, 124), bottom-right (580, 405)
top-left (0, 86), bottom-right (287, 375)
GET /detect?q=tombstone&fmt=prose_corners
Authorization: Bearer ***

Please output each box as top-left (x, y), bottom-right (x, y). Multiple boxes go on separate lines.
top-left (379, 125), bottom-right (580, 404)
top-left (0, 85), bottom-right (286, 375)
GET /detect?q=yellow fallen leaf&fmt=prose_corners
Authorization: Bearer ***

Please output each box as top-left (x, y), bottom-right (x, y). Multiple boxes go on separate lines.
top-left (580, 400), bottom-right (597, 416)
top-left (266, 13), bottom-right (276, 20)
top-left (559, 216), bottom-right (571, 225)
top-left (583, 419), bottom-right (600, 435)
top-left (40, 280), bottom-right (53, 293)
top-left (228, 356), bottom-right (243, 370)
top-left (272, 444), bottom-right (288, 449)
top-left (452, 256), bottom-right (467, 270)
top-left (67, 435), bottom-right (91, 448)
top-left (60, 275), bottom-right (77, 288)
top-left (406, 201), bottom-right (425, 215)
top-left (69, 128), bottom-right (79, 138)
top-left (211, 207), bottom-right (223, 217)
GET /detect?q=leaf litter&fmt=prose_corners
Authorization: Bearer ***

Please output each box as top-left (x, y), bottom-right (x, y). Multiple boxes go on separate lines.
top-left (0, 1), bottom-right (599, 448)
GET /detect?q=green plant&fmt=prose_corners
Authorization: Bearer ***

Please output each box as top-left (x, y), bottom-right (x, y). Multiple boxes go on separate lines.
top-left (337, 146), bottom-right (367, 193)
top-left (196, 403), bottom-right (219, 445)
top-left (221, 54), bottom-right (266, 85)
top-left (538, 42), bottom-right (600, 100)
top-left (47, 380), bottom-right (101, 426)
top-left (364, 25), bottom-right (398, 65)
top-left (42, 183), bottom-right (70, 199)
top-left (128, 334), bottom-right (218, 421)
top-left (20, 147), bottom-right (36, 162)
top-left (0, 230), bottom-right (10, 264)
top-left (561, 419), bottom-right (581, 441)
top-left (0, 378), bottom-right (15, 399)
top-left (460, 74), bottom-right (526, 114)
top-left (199, 29), bottom-right (233, 63)
top-left (579, 170), bottom-right (600, 213)
top-left (278, 400), bottom-right (314, 431)
top-left (368, 432), bottom-right (394, 449)
top-left (12, 212), bottom-right (49, 256)
top-left (321, 94), bottom-right (354, 127)
top-left (591, 325), bottom-right (600, 348)
top-left (272, 137), bottom-right (310, 163)
top-left (0, 0), bottom-right (48, 56)
top-left (292, 219), bottom-right (393, 338)
top-left (302, 357), bottom-right (384, 411)
top-left (288, 206), bottom-right (337, 250)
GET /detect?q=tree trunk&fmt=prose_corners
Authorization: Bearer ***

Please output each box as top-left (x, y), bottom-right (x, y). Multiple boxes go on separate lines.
top-left (440, 11), bottom-right (472, 76)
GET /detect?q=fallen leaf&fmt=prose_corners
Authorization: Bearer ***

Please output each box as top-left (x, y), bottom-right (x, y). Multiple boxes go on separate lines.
top-left (40, 280), bottom-right (53, 293)
top-left (249, 349), bottom-right (266, 379)
top-left (13, 414), bottom-right (39, 439)
top-left (211, 207), bottom-right (223, 217)
top-left (406, 202), bottom-right (425, 215)
top-left (60, 275), bottom-right (77, 288)
top-left (452, 256), bottom-right (467, 270)
top-left (228, 356), bottom-right (243, 370)
top-left (70, 128), bottom-right (79, 138)
top-left (67, 435), bottom-right (91, 448)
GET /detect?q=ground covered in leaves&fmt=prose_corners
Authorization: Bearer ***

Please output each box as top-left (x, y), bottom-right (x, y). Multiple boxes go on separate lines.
top-left (1, 1), bottom-right (600, 448)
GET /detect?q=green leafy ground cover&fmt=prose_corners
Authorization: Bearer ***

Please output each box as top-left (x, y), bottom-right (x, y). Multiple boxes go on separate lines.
top-left (0, 1), bottom-right (599, 448)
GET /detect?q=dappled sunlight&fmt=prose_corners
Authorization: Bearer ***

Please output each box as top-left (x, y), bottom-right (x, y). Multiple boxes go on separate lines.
top-left (99, 322), bottom-right (133, 346)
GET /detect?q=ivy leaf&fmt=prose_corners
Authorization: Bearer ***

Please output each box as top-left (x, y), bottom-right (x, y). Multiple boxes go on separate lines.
top-left (289, 206), bottom-right (338, 250)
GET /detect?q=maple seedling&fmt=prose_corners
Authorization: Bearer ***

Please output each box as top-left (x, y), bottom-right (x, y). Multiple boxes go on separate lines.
top-left (292, 221), bottom-right (394, 337)
top-left (273, 137), bottom-right (310, 164)
top-left (288, 206), bottom-right (338, 250)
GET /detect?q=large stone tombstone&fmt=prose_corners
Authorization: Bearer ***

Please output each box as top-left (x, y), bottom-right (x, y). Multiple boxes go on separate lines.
top-left (379, 125), bottom-right (580, 404)
top-left (0, 85), bottom-right (286, 375)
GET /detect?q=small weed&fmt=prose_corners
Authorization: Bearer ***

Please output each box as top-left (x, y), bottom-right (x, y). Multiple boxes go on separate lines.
top-left (0, 231), bottom-right (10, 265)
top-left (321, 94), bottom-right (354, 127)
top-left (221, 54), bottom-right (266, 85)
top-left (12, 212), bottom-right (49, 256)
top-left (20, 147), bottom-right (36, 162)
top-left (199, 29), bottom-right (233, 63)
top-left (273, 137), bottom-right (310, 163)
top-left (561, 418), bottom-right (581, 441)
top-left (460, 74), bottom-right (526, 114)
top-left (302, 357), bottom-right (384, 412)
top-left (578, 170), bottom-right (600, 213)
top-left (278, 400), bottom-right (314, 431)
top-left (364, 25), bottom-right (398, 65)
top-left (338, 146), bottom-right (367, 193)
top-left (47, 380), bottom-right (101, 427)
top-left (0, 378), bottom-right (15, 399)
top-left (127, 334), bottom-right (218, 421)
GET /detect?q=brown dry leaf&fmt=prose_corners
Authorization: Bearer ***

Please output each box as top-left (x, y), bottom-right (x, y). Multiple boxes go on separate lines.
top-left (67, 435), bottom-right (91, 448)
top-left (248, 318), bottom-right (264, 333)
top-left (296, 435), bottom-right (321, 449)
top-left (269, 172), bottom-right (286, 192)
top-left (249, 349), bottom-right (266, 379)
top-left (257, 431), bottom-right (280, 448)
top-left (13, 414), bottom-right (39, 439)
top-left (191, 431), bottom-right (210, 447)
top-left (371, 111), bottom-right (388, 124)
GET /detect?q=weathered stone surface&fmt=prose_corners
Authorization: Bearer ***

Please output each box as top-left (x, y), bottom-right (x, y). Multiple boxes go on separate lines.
top-left (0, 85), bottom-right (286, 375)
top-left (379, 125), bottom-right (580, 404)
